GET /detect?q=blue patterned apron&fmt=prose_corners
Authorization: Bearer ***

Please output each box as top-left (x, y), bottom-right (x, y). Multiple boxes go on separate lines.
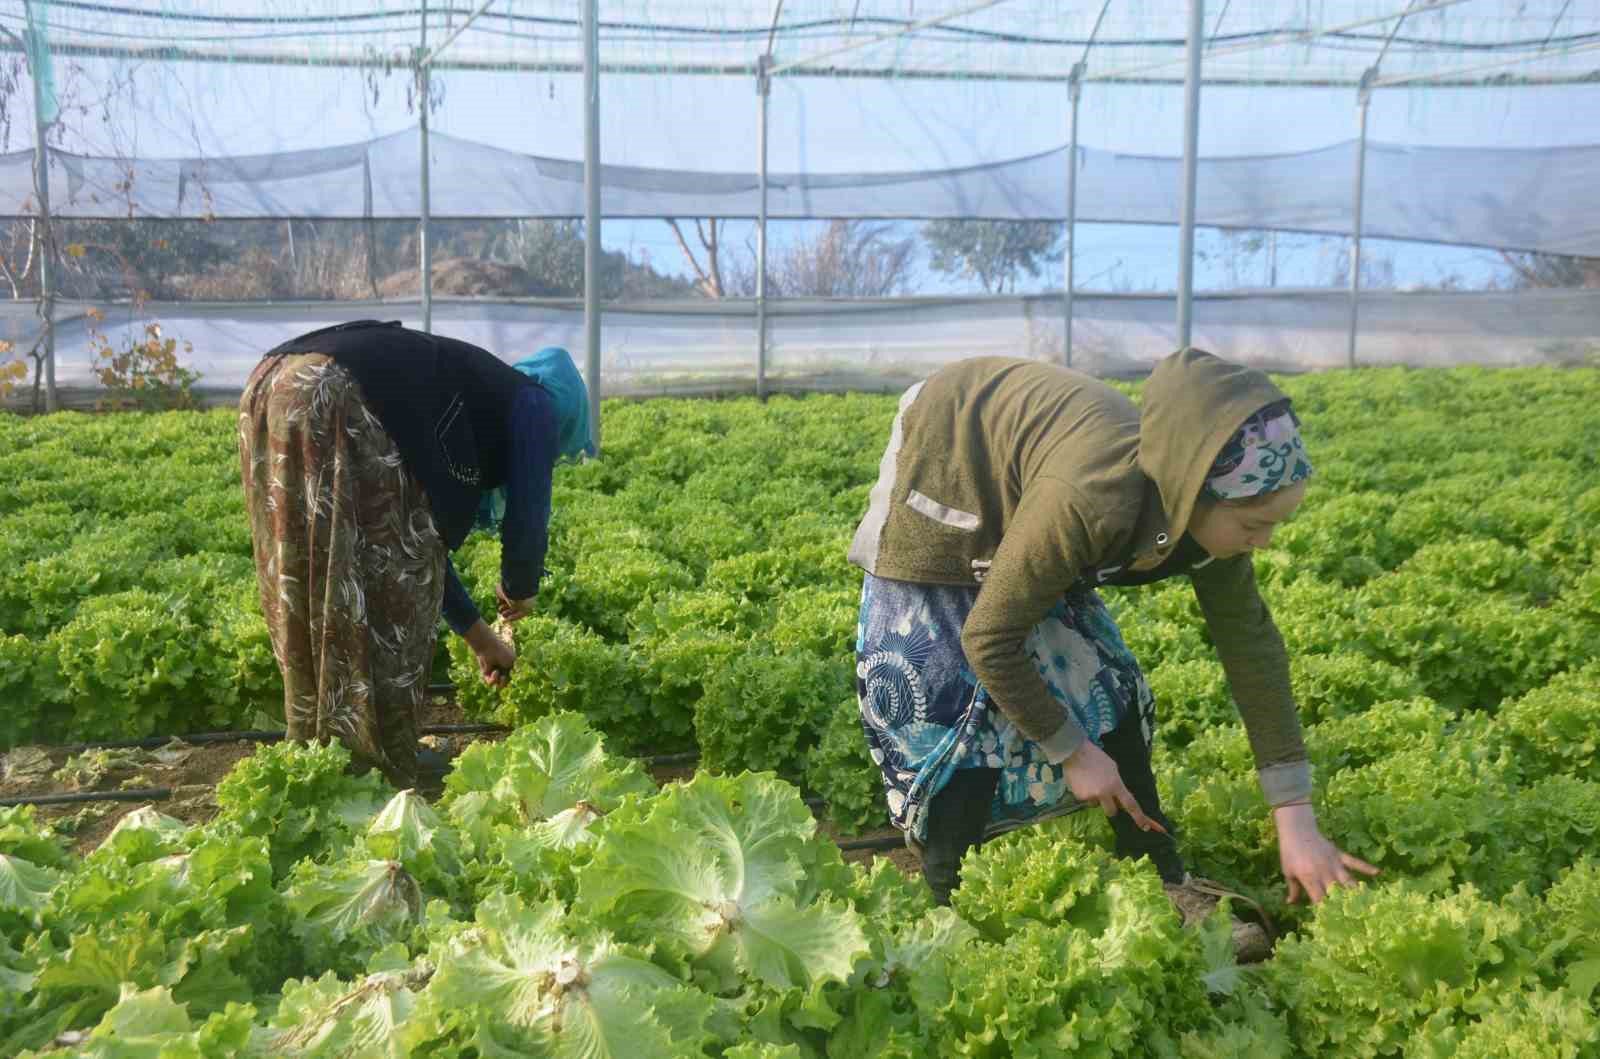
top-left (856, 573), bottom-right (1154, 842)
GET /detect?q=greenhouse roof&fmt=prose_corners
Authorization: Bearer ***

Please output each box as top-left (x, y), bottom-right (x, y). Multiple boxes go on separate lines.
top-left (3, 0), bottom-right (1598, 87)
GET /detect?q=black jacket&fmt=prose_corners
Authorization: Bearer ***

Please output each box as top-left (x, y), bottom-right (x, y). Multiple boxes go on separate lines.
top-left (266, 320), bottom-right (533, 550)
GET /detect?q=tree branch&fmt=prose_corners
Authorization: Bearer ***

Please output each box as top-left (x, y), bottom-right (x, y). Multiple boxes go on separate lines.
top-left (665, 218), bottom-right (716, 297)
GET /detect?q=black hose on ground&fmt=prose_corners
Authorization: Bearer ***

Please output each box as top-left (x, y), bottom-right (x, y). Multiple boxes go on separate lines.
top-left (1, 787), bottom-right (172, 808)
top-left (2, 783), bottom-right (900, 857)
top-left (10, 736), bottom-right (900, 847)
top-left (836, 833), bottom-right (908, 853)
top-left (48, 722), bottom-right (514, 757)
top-left (643, 751), bottom-right (700, 767)
top-left (52, 730), bottom-right (286, 754)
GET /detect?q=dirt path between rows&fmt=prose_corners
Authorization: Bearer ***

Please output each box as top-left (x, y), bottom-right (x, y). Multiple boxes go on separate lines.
top-left (2, 698), bottom-right (918, 875)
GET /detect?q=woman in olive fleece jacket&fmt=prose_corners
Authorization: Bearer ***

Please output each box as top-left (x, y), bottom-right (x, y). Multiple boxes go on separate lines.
top-left (848, 348), bottom-right (1377, 906)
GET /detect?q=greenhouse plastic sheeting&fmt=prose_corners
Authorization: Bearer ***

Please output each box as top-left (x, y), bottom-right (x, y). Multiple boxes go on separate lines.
top-left (11, 2), bottom-right (1600, 88)
top-left (6, 290), bottom-right (1596, 396)
top-left (3, 132), bottom-right (1599, 257)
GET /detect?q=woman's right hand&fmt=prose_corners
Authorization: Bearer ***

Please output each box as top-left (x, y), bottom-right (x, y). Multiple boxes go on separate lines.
top-left (1064, 740), bottom-right (1167, 833)
top-left (496, 583), bottom-right (535, 623)
top-left (464, 620), bottom-right (516, 688)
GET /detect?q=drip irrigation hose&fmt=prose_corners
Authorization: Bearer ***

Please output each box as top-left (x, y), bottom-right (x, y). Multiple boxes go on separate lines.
top-left (2, 787), bottom-right (172, 808)
top-left (642, 750), bottom-right (700, 767)
top-left (52, 730), bottom-right (286, 754)
top-left (1, 782), bottom-right (894, 855)
top-left (836, 833), bottom-right (909, 853)
top-left (49, 722), bottom-right (514, 756)
top-left (9, 734), bottom-right (896, 841)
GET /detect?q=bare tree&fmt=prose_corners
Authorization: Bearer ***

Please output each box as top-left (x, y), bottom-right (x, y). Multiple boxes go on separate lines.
top-left (1322, 244), bottom-right (1396, 290)
top-left (1498, 252), bottom-right (1600, 289)
top-left (765, 220), bottom-right (917, 297)
top-left (706, 219), bottom-right (919, 299)
top-left (665, 218), bottom-right (734, 298)
top-left (0, 216), bottom-right (38, 299)
top-left (1198, 228), bottom-right (1271, 289)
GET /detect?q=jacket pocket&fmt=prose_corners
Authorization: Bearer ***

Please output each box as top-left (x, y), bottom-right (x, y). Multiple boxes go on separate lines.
top-left (905, 489), bottom-right (980, 531)
top-left (434, 393), bottom-right (482, 486)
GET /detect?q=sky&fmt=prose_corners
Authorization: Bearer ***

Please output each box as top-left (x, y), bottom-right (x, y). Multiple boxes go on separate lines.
top-left (9, 50), bottom-right (1597, 296)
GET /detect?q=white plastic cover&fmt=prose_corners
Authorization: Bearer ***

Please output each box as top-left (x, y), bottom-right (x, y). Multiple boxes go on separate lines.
top-left (6, 132), bottom-right (1598, 257)
top-left (7, 289), bottom-right (1596, 396)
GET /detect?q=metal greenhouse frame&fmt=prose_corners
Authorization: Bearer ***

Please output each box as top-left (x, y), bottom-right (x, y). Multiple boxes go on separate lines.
top-left (2, 1), bottom-right (1596, 439)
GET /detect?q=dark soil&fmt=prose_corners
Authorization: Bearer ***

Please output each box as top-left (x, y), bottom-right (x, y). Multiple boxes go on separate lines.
top-left (2, 695), bottom-right (921, 879)
top-left (2, 738), bottom-right (259, 856)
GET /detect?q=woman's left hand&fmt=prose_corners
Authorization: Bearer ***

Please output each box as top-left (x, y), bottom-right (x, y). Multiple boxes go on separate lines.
top-left (1272, 801), bottom-right (1380, 904)
top-left (496, 583), bottom-right (535, 623)
top-left (463, 619), bottom-right (516, 688)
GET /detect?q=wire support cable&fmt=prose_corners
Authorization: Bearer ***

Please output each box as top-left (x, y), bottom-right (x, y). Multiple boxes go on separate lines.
top-left (25, 0), bottom-right (1600, 53)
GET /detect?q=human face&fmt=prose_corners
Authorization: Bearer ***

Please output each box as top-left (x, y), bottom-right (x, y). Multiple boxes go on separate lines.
top-left (1187, 479), bottom-right (1308, 560)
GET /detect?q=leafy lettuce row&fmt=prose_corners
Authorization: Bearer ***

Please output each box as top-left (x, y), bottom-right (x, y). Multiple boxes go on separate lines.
top-left (5, 721), bottom-right (1600, 1055)
top-left (4, 370), bottom-right (1599, 848)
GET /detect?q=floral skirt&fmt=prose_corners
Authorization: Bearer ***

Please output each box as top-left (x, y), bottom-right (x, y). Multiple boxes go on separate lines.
top-left (856, 573), bottom-right (1154, 841)
top-left (238, 353), bottom-right (447, 788)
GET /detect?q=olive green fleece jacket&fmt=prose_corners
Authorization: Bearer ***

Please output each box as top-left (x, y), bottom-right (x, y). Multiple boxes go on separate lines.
top-left (847, 349), bottom-right (1311, 806)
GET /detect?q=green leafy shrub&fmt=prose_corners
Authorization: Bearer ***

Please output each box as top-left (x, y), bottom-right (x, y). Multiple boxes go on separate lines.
top-left (694, 646), bottom-right (850, 781)
top-left (1147, 658), bottom-right (1232, 750)
top-left (1495, 663), bottom-right (1600, 783)
top-left (450, 613), bottom-right (653, 750)
top-left (1266, 881), bottom-right (1541, 1058)
top-left (803, 695), bottom-right (883, 835)
top-left (208, 741), bottom-right (391, 881)
top-left (1288, 652), bottom-right (1427, 725)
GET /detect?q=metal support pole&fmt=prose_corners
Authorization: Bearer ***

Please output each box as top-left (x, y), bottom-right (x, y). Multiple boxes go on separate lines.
top-left (1175, 0), bottom-right (1205, 351)
top-left (418, 0), bottom-right (433, 333)
top-left (582, 0), bottom-right (602, 449)
top-left (1063, 60), bottom-right (1084, 369)
top-left (1348, 68), bottom-right (1375, 370)
top-left (755, 54), bottom-right (771, 400)
top-left (24, 5), bottom-right (56, 411)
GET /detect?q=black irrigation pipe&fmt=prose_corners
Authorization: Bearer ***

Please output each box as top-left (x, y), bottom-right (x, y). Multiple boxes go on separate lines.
top-left (420, 724), bottom-right (511, 737)
top-left (837, 833), bottom-right (908, 853)
top-left (3, 781), bottom-right (830, 815)
top-left (643, 751), bottom-right (701, 767)
top-left (47, 726), bottom-right (682, 764)
top-left (2, 787), bottom-right (172, 808)
top-left (13, 731), bottom-right (891, 838)
top-left (52, 730), bottom-right (289, 754)
top-left (1, 783), bottom-right (887, 846)
top-left (49, 723), bottom-right (515, 756)
top-left (3, 784), bottom-right (895, 852)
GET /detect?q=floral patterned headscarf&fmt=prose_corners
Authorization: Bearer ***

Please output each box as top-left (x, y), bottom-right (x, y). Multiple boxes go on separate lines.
top-left (1203, 398), bottom-right (1313, 501)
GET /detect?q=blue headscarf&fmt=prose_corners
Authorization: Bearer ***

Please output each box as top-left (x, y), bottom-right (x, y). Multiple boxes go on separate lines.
top-left (516, 346), bottom-right (596, 462)
top-left (475, 346), bottom-right (595, 531)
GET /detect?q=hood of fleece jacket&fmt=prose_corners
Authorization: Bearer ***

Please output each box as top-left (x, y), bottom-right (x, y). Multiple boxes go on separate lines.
top-left (1137, 347), bottom-right (1290, 543)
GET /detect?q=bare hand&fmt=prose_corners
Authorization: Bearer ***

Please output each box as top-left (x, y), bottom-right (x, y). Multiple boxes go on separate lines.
top-left (1063, 740), bottom-right (1168, 834)
top-left (1273, 802), bottom-right (1379, 903)
top-left (496, 583), bottom-right (535, 623)
top-left (464, 620), bottom-right (516, 688)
